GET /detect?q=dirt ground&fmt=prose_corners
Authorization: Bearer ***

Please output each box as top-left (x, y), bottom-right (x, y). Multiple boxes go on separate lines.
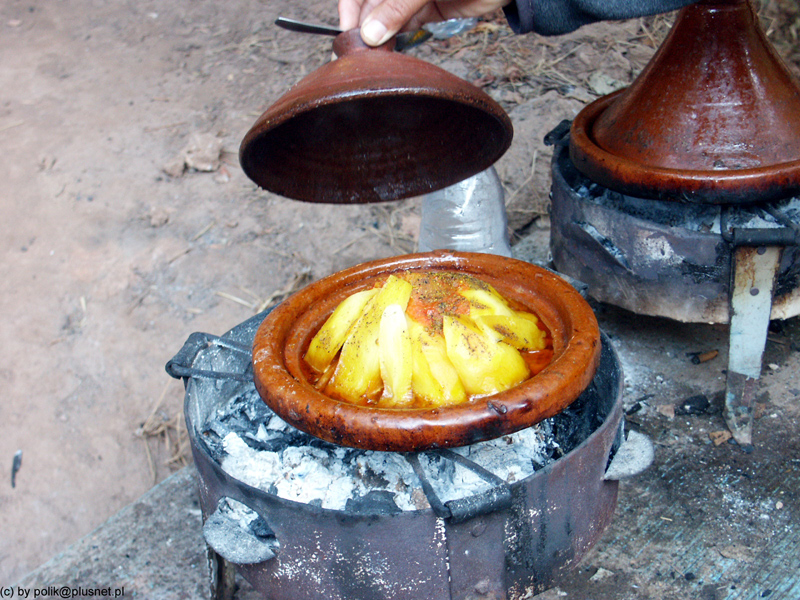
top-left (1, 0), bottom-right (798, 587)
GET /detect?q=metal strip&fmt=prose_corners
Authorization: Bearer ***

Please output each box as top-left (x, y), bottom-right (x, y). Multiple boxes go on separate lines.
top-left (725, 245), bottom-right (782, 446)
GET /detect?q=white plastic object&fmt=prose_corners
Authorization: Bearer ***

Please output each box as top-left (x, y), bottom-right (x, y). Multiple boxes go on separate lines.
top-left (418, 166), bottom-right (512, 257)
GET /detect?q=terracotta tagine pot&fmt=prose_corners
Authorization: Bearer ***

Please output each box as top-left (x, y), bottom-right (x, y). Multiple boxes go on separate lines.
top-left (569, 0), bottom-right (800, 203)
top-left (251, 251), bottom-right (601, 452)
top-left (239, 30), bottom-right (513, 204)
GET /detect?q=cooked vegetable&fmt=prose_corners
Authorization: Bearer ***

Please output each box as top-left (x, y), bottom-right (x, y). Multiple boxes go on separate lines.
top-left (305, 271), bottom-right (548, 408)
top-left (379, 304), bottom-right (413, 406)
top-left (325, 275), bottom-right (412, 403)
top-left (474, 312), bottom-right (546, 351)
top-left (409, 318), bottom-right (467, 407)
top-left (304, 288), bottom-right (378, 372)
top-left (442, 315), bottom-right (530, 396)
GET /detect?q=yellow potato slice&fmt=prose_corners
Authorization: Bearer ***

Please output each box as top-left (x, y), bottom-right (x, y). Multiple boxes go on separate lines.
top-left (379, 304), bottom-right (414, 407)
top-left (328, 275), bottom-right (412, 403)
top-left (443, 315), bottom-right (530, 397)
top-left (304, 288), bottom-right (379, 373)
top-left (460, 287), bottom-right (514, 319)
top-left (474, 312), bottom-right (546, 351)
top-left (408, 319), bottom-right (467, 407)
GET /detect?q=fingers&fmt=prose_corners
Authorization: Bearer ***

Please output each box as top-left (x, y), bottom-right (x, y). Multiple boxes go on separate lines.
top-left (338, 0), bottom-right (382, 30)
top-left (360, 0), bottom-right (437, 45)
top-left (338, 0), bottom-right (363, 30)
top-left (343, 0), bottom-right (514, 47)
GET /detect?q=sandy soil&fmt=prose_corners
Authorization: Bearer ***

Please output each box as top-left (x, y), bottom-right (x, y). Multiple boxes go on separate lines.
top-left (1, 0), bottom-right (798, 587)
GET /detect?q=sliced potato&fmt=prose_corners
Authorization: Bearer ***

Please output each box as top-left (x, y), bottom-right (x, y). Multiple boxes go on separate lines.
top-left (443, 315), bottom-right (530, 396)
top-left (460, 287), bottom-right (514, 319)
top-left (379, 304), bottom-right (413, 407)
top-left (474, 312), bottom-right (546, 351)
top-left (304, 288), bottom-right (378, 373)
top-left (328, 275), bottom-right (413, 403)
top-left (408, 319), bottom-right (467, 407)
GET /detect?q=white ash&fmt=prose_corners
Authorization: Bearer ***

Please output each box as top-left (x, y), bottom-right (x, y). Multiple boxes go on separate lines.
top-left (218, 497), bottom-right (263, 531)
top-left (204, 389), bottom-right (560, 512)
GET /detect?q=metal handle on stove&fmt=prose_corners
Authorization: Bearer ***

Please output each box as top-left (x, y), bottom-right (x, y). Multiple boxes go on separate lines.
top-left (165, 332), bottom-right (253, 383)
top-left (203, 497), bottom-right (280, 565)
top-left (603, 429), bottom-right (654, 481)
top-left (407, 450), bottom-right (513, 524)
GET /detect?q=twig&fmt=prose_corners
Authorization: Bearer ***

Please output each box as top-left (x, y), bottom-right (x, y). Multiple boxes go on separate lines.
top-left (143, 121), bottom-right (187, 133)
top-left (141, 382), bottom-right (171, 434)
top-left (255, 269), bottom-right (313, 313)
top-left (191, 220), bottom-right (216, 242)
top-left (333, 233), bottom-right (369, 255)
top-left (143, 437), bottom-right (157, 485)
top-left (0, 121), bottom-right (24, 133)
top-left (215, 290), bottom-right (256, 309)
top-left (506, 149), bottom-right (539, 206)
top-left (167, 247), bottom-right (191, 264)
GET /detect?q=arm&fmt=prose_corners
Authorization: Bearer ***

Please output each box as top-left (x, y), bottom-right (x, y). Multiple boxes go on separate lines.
top-left (505, 0), bottom-right (699, 36)
top-left (340, 0), bottom-right (698, 45)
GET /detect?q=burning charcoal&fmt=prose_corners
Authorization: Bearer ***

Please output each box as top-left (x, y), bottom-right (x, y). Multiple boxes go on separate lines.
top-left (346, 490), bottom-right (402, 516)
top-left (675, 394), bottom-right (710, 416)
top-left (203, 354), bottom-right (566, 513)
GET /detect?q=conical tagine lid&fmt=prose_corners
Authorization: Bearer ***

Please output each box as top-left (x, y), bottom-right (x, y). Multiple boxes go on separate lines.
top-left (239, 30), bottom-right (513, 204)
top-left (569, 0), bottom-right (800, 203)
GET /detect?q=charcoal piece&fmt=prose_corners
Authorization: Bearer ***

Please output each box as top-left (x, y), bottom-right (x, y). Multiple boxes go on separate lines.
top-left (626, 402), bottom-right (643, 415)
top-left (200, 428), bottom-right (227, 463)
top-left (345, 490), bottom-right (402, 515)
top-left (551, 379), bottom-right (601, 454)
top-left (675, 394), bottom-right (710, 415)
top-left (250, 515), bottom-right (276, 540)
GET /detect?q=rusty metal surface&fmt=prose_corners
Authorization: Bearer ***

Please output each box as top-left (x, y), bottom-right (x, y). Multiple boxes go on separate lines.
top-left (184, 312), bottom-right (624, 600)
top-left (724, 246), bottom-right (783, 445)
top-left (569, 0), bottom-right (800, 204)
top-left (239, 29), bottom-right (512, 204)
top-left (549, 146), bottom-right (800, 324)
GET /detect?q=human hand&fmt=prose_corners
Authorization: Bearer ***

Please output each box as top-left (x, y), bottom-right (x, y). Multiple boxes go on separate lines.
top-left (339, 0), bottom-right (512, 46)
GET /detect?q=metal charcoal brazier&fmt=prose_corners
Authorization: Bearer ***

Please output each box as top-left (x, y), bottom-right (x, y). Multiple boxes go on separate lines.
top-left (171, 310), bottom-right (643, 600)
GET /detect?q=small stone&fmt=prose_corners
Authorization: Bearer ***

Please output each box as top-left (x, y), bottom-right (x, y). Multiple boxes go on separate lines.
top-left (589, 567), bottom-right (615, 582)
top-left (719, 544), bottom-right (754, 562)
top-left (149, 207), bottom-right (170, 228)
top-left (183, 133), bottom-right (223, 172)
top-left (213, 166), bottom-right (231, 184)
top-left (657, 404), bottom-right (675, 419)
top-left (709, 430), bottom-right (732, 446)
top-left (775, 501), bottom-right (784, 510)
top-left (162, 156), bottom-right (185, 178)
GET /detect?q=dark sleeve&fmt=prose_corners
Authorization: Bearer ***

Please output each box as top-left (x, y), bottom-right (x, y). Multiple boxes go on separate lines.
top-left (503, 0), bottom-right (698, 36)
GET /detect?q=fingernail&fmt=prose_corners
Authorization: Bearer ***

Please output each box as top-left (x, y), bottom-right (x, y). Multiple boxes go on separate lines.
top-left (361, 19), bottom-right (388, 46)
